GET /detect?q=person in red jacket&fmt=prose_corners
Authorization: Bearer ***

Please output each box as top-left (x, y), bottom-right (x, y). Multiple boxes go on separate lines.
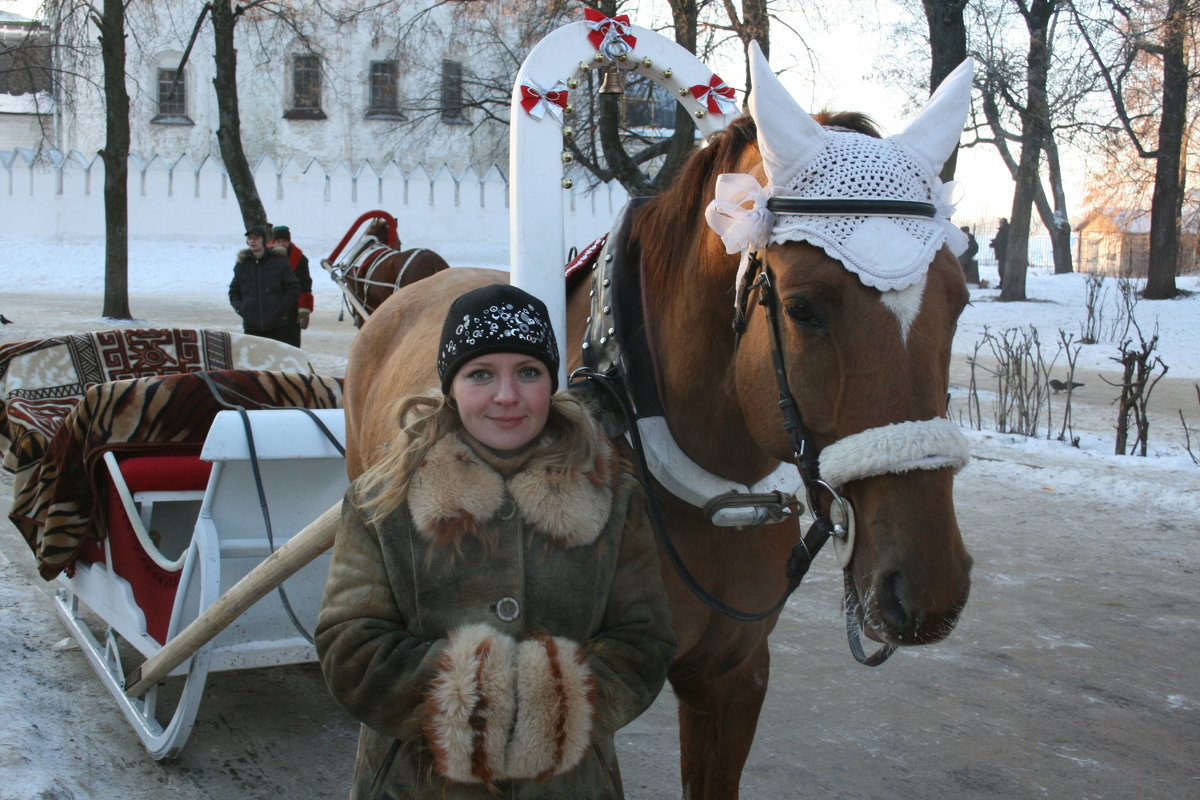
top-left (270, 225), bottom-right (314, 342)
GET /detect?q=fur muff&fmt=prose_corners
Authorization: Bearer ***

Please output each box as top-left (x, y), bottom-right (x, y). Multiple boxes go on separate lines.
top-left (505, 635), bottom-right (595, 780)
top-left (423, 623), bottom-right (518, 784)
top-left (408, 434), bottom-right (615, 548)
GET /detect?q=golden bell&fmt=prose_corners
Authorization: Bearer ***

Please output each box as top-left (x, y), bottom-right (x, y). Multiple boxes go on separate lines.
top-left (598, 66), bottom-right (625, 95)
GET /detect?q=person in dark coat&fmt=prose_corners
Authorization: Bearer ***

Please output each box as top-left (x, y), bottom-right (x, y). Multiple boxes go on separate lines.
top-left (316, 284), bottom-right (676, 800)
top-left (269, 224), bottom-right (314, 341)
top-left (958, 225), bottom-right (979, 284)
top-left (229, 225), bottom-right (301, 346)
top-left (990, 217), bottom-right (1010, 289)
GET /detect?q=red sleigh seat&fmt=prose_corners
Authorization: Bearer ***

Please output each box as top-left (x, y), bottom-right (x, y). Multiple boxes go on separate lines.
top-left (79, 453), bottom-right (212, 644)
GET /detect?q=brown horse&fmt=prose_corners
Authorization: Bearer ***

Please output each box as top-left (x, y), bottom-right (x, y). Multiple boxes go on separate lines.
top-left (343, 59), bottom-right (974, 798)
top-left (332, 215), bottom-right (450, 327)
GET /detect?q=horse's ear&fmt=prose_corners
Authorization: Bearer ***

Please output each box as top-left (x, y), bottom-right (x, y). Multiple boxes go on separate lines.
top-left (747, 41), bottom-right (827, 188)
top-left (891, 58), bottom-right (973, 178)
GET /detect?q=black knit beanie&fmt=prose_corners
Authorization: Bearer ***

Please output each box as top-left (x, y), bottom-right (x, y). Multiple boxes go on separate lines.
top-left (437, 284), bottom-right (560, 393)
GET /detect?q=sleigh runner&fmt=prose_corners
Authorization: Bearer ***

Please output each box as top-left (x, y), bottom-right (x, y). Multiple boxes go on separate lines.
top-left (6, 11), bottom-right (974, 785)
top-left (1, 331), bottom-right (348, 758)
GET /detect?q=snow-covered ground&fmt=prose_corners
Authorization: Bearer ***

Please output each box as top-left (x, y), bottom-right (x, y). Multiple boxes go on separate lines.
top-left (4, 230), bottom-right (1198, 511)
top-left (1, 233), bottom-right (1198, 799)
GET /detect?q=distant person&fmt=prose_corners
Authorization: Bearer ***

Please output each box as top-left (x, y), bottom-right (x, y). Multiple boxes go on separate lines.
top-left (229, 225), bottom-right (301, 346)
top-left (270, 225), bottom-right (314, 342)
top-left (958, 225), bottom-right (979, 284)
top-left (990, 218), bottom-right (1010, 289)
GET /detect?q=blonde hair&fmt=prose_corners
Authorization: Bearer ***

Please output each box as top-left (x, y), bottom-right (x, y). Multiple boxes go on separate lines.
top-left (355, 389), bottom-right (607, 527)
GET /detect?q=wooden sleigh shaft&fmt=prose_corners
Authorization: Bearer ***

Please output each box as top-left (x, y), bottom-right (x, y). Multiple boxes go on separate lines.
top-left (53, 407), bottom-right (348, 759)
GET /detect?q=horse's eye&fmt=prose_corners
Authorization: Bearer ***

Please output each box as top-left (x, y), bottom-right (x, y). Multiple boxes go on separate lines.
top-left (785, 300), bottom-right (823, 329)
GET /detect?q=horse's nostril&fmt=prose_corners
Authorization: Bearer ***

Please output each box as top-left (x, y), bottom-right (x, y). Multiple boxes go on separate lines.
top-left (876, 571), bottom-right (912, 633)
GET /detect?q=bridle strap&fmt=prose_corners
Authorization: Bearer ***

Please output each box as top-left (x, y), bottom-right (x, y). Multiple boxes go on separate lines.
top-left (742, 256), bottom-right (894, 666)
top-left (766, 197), bottom-right (937, 218)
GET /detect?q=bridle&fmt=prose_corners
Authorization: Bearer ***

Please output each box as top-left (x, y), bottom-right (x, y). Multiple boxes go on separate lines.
top-left (576, 247), bottom-right (894, 666)
top-left (577, 194), bottom-right (969, 667)
top-left (734, 250), bottom-right (896, 666)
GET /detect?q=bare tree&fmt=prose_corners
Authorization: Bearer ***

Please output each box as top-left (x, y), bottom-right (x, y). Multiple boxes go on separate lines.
top-left (95, 0), bottom-right (131, 320)
top-left (922, 0), bottom-right (969, 181)
top-left (1074, 0), bottom-right (1197, 299)
top-left (208, 1), bottom-right (266, 231)
top-left (714, 0), bottom-right (770, 97)
top-left (994, 0), bottom-right (1062, 301)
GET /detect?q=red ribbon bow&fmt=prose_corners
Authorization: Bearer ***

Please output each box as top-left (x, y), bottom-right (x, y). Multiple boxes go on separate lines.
top-left (520, 82), bottom-right (569, 120)
top-left (583, 8), bottom-right (637, 52)
top-left (690, 74), bottom-right (738, 115)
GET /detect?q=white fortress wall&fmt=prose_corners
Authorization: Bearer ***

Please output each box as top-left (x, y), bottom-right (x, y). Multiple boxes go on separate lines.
top-left (0, 149), bottom-right (630, 270)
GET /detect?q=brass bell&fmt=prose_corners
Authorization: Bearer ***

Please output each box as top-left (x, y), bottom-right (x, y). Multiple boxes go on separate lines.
top-left (598, 65), bottom-right (625, 95)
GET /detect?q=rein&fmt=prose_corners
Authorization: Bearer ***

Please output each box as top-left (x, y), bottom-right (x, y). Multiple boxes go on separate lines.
top-left (198, 373), bottom-right (346, 646)
top-left (735, 253), bottom-right (896, 665)
top-left (334, 244), bottom-right (426, 317)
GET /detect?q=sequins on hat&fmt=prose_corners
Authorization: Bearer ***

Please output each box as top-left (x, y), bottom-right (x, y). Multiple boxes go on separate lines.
top-left (437, 284), bottom-right (560, 393)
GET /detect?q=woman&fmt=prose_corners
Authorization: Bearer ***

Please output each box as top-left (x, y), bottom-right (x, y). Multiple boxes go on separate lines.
top-left (316, 284), bottom-right (676, 799)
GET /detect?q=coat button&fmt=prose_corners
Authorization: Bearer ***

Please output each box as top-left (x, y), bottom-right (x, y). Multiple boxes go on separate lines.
top-left (497, 498), bottom-right (516, 520)
top-left (494, 596), bottom-right (520, 622)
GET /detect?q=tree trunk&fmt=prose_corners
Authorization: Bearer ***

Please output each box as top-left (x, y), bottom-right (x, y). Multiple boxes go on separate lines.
top-left (211, 1), bottom-right (267, 231)
top-left (725, 0), bottom-right (769, 99)
top-left (98, 0), bottom-right (131, 320)
top-left (981, 84), bottom-right (1072, 276)
top-left (654, 0), bottom-right (702, 190)
top-left (1042, 135), bottom-right (1073, 274)
top-left (1144, 0), bottom-right (1187, 299)
top-left (922, 0), bottom-right (968, 182)
top-left (1001, 0), bottom-right (1056, 303)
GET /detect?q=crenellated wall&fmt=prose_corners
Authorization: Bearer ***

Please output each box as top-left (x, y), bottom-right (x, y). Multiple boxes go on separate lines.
top-left (0, 148), bottom-right (631, 267)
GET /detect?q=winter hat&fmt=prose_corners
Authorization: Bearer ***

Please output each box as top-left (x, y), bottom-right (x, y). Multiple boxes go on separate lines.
top-left (437, 284), bottom-right (560, 393)
top-left (272, 225), bottom-right (291, 240)
top-left (244, 225), bottom-right (268, 239)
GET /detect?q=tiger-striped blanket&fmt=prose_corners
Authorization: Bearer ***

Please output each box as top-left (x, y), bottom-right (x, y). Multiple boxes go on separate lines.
top-left (8, 369), bottom-right (343, 580)
top-left (0, 329), bottom-right (311, 500)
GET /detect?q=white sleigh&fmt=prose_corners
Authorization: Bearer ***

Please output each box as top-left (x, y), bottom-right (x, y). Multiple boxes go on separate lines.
top-left (52, 408), bottom-right (348, 759)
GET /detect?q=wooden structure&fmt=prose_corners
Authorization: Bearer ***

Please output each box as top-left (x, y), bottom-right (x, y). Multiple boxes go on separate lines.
top-left (1074, 207), bottom-right (1199, 277)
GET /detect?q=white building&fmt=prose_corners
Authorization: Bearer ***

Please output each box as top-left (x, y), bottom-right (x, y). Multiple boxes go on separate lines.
top-left (0, 10), bottom-right (53, 150)
top-left (38, 1), bottom-right (554, 174)
top-left (0, 2), bottom-right (636, 253)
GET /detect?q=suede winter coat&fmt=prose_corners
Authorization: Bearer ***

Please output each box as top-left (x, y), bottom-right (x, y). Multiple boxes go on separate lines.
top-left (228, 244), bottom-right (300, 332)
top-left (316, 430), bottom-right (675, 800)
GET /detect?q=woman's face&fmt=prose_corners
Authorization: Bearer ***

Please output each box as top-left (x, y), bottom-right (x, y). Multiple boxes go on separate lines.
top-left (449, 352), bottom-right (552, 451)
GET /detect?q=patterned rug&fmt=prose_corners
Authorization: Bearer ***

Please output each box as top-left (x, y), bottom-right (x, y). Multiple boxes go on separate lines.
top-left (0, 328), bottom-right (337, 579)
top-left (7, 369), bottom-right (343, 580)
top-left (0, 329), bottom-right (310, 497)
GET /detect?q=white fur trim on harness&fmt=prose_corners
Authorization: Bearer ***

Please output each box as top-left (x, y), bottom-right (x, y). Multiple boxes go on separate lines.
top-left (631, 416), bottom-right (801, 526)
top-left (817, 417), bottom-right (970, 489)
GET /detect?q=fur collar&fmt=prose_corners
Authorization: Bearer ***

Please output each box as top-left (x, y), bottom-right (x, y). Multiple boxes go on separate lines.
top-left (408, 432), bottom-right (617, 549)
top-left (237, 244), bottom-right (288, 263)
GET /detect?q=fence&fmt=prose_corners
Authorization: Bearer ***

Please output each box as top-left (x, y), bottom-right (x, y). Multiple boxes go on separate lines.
top-left (963, 219), bottom-right (1074, 272)
top-left (2, 147), bottom-right (1087, 272)
top-left (0, 148), bottom-right (631, 268)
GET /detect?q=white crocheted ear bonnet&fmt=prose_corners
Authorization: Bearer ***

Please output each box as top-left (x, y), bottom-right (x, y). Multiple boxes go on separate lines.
top-left (706, 43), bottom-right (973, 294)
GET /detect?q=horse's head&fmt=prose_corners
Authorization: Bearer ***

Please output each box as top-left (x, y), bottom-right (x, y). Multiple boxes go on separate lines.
top-left (365, 217), bottom-right (399, 249)
top-left (708, 45), bottom-right (974, 647)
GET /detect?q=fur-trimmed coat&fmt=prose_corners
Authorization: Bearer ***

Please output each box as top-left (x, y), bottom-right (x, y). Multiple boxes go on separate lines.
top-left (228, 244), bottom-right (300, 332)
top-left (316, 431), bottom-right (675, 799)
